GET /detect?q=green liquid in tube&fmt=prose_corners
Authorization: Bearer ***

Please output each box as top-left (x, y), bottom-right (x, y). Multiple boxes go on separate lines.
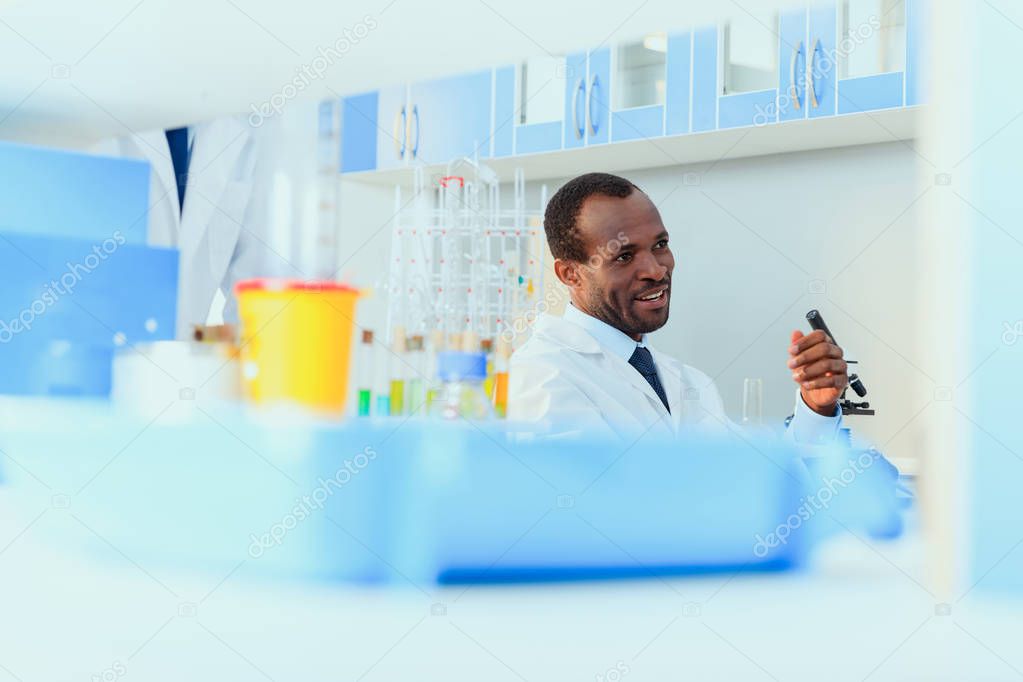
top-left (357, 389), bottom-right (371, 416)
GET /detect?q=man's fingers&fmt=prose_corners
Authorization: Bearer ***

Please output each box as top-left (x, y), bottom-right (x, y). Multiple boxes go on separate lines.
top-left (792, 358), bottom-right (847, 382)
top-left (788, 341), bottom-right (843, 368)
top-left (799, 374), bottom-right (849, 391)
top-left (788, 329), bottom-right (828, 355)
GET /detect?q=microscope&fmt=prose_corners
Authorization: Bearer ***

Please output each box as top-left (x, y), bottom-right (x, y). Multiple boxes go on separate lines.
top-left (805, 309), bottom-right (874, 416)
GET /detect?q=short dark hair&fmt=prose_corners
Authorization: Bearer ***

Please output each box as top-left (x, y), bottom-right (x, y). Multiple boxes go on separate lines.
top-left (544, 172), bottom-right (640, 262)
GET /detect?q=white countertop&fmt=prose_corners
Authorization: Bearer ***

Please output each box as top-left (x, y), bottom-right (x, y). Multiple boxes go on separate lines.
top-left (2, 504), bottom-right (1020, 682)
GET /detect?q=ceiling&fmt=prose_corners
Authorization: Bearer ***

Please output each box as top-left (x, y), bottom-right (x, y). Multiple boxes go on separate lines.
top-left (0, 0), bottom-right (797, 146)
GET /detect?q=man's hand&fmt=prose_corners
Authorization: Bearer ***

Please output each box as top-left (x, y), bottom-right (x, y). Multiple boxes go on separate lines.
top-left (788, 329), bottom-right (847, 416)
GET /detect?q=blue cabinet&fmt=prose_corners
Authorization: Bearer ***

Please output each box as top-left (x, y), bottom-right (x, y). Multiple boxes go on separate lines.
top-left (492, 66), bottom-right (515, 157)
top-left (778, 5), bottom-right (837, 122)
top-left (340, 92), bottom-right (379, 173)
top-left (691, 27), bottom-right (719, 133)
top-left (905, 0), bottom-right (928, 106)
top-left (838, 71), bottom-right (904, 113)
top-left (498, 58), bottom-right (566, 156)
top-left (606, 38), bottom-right (665, 143)
top-left (719, 89), bottom-right (778, 130)
top-left (718, 10), bottom-right (783, 130)
top-left (808, 5), bottom-right (838, 118)
top-left (338, 0), bottom-right (926, 173)
top-left (664, 32), bottom-right (692, 136)
top-left (374, 84), bottom-right (410, 171)
top-left (778, 9), bottom-right (808, 122)
top-left (586, 48), bottom-right (611, 144)
top-left (343, 72), bottom-right (492, 173)
top-left (409, 70), bottom-right (493, 165)
top-left (836, 0), bottom-right (907, 114)
top-left (563, 52), bottom-right (588, 150)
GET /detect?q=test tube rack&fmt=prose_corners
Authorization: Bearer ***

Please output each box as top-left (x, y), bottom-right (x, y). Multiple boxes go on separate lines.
top-left (386, 159), bottom-right (548, 351)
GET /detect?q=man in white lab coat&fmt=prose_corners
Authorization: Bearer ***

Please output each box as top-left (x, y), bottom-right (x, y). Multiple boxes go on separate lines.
top-left (94, 116), bottom-right (276, 339)
top-left (508, 172), bottom-right (847, 443)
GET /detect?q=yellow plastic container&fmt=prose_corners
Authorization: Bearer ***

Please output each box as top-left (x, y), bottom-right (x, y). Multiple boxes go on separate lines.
top-left (235, 279), bottom-right (360, 413)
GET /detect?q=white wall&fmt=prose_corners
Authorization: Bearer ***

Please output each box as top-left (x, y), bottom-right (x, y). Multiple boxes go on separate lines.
top-left (340, 141), bottom-right (926, 457)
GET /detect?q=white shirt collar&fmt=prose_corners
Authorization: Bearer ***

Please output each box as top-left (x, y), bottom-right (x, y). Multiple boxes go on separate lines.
top-left (562, 302), bottom-right (646, 362)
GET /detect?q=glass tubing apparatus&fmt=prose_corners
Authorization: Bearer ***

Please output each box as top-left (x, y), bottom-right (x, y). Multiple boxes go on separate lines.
top-left (373, 159), bottom-right (548, 418)
top-left (385, 160), bottom-right (548, 356)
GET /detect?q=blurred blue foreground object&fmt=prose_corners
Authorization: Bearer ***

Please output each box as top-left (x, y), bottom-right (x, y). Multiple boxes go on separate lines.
top-left (0, 400), bottom-right (903, 584)
top-left (0, 235), bottom-right (178, 396)
top-left (0, 140), bottom-right (150, 243)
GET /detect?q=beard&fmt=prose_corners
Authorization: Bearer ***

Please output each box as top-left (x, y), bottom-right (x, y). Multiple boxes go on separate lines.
top-left (583, 278), bottom-right (671, 339)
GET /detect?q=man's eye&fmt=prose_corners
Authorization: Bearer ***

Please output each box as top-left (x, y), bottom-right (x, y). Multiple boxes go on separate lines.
top-left (615, 253), bottom-right (632, 263)
top-left (655, 240), bottom-right (669, 249)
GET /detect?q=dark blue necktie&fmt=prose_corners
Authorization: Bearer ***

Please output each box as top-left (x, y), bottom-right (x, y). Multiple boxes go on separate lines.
top-left (629, 346), bottom-right (670, 414)
top-left (165, 127), bottom-right (190, 212)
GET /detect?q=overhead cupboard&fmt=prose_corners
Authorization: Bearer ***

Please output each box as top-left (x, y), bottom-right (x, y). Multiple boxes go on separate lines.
top-left (340, 0), bottom-right (927, 175)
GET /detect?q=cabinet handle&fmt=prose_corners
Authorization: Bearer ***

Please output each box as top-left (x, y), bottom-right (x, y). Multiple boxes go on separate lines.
top-left (808, 38), bottom-right (821, 108)
top-left (789, 41), bottom-right (803, 111)
top-left (410, 104), bottom-right (420, 159)
top-left (587, 73), bottom-right (601, 136)
top-left (393, 105), bottom-right (407, 160)
top-left (571, 77), bottom-right (585, 139)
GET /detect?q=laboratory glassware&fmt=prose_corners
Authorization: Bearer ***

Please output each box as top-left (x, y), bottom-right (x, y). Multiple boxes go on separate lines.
top-left (406, 335), bottom-right (427, 416)
top-left (388, 327), bottom-right (407, 416)
top-left (356, 329), bottom-right (375, 416)
top-left (742, 377), bottom-right (764, 425)
top-left (428, 351), bottom-right (493, 421)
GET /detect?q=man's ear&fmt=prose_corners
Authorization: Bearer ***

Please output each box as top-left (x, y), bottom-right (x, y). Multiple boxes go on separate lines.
top-left (553, 258), bottom-right (583, 290)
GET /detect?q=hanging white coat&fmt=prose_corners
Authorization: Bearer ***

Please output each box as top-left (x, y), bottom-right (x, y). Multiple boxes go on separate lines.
top-left (93, 116), bottom-right (269, 339)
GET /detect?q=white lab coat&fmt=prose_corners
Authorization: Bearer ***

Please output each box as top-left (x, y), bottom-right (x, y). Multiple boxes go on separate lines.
top-left (93, 117), bottom-right (270, 338)
top-left (508, 312), bottom-right (842, 444)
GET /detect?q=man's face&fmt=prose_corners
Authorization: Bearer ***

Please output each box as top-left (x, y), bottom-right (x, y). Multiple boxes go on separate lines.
top-left (562, 190), bottom-right (674, 340)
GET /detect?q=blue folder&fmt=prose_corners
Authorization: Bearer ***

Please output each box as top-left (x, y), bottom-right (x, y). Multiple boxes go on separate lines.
top-left (0, 141), bottom-right (151, 244)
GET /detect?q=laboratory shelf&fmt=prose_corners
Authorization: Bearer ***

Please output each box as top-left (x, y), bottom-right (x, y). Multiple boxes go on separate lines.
top-left (340, 105), bottom-right (920, 186)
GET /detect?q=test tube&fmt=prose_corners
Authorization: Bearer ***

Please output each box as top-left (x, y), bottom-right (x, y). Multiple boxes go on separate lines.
top-left (407, 335), bottom-right (426, 416)
top-left (492, 338), bottom-right (510, 418)
top-left (480, 338), bottom-right (494, 401)
top-left (374, 335), bottom-right (390, 417)
top-left (425, 330), bottom-right (444, 410)
top-left (356, 329), bottom-right (374, 416)
top-left (388, 328), bottom-right (407, 416)
top-left (742, 378), bottom-right (763, 425)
